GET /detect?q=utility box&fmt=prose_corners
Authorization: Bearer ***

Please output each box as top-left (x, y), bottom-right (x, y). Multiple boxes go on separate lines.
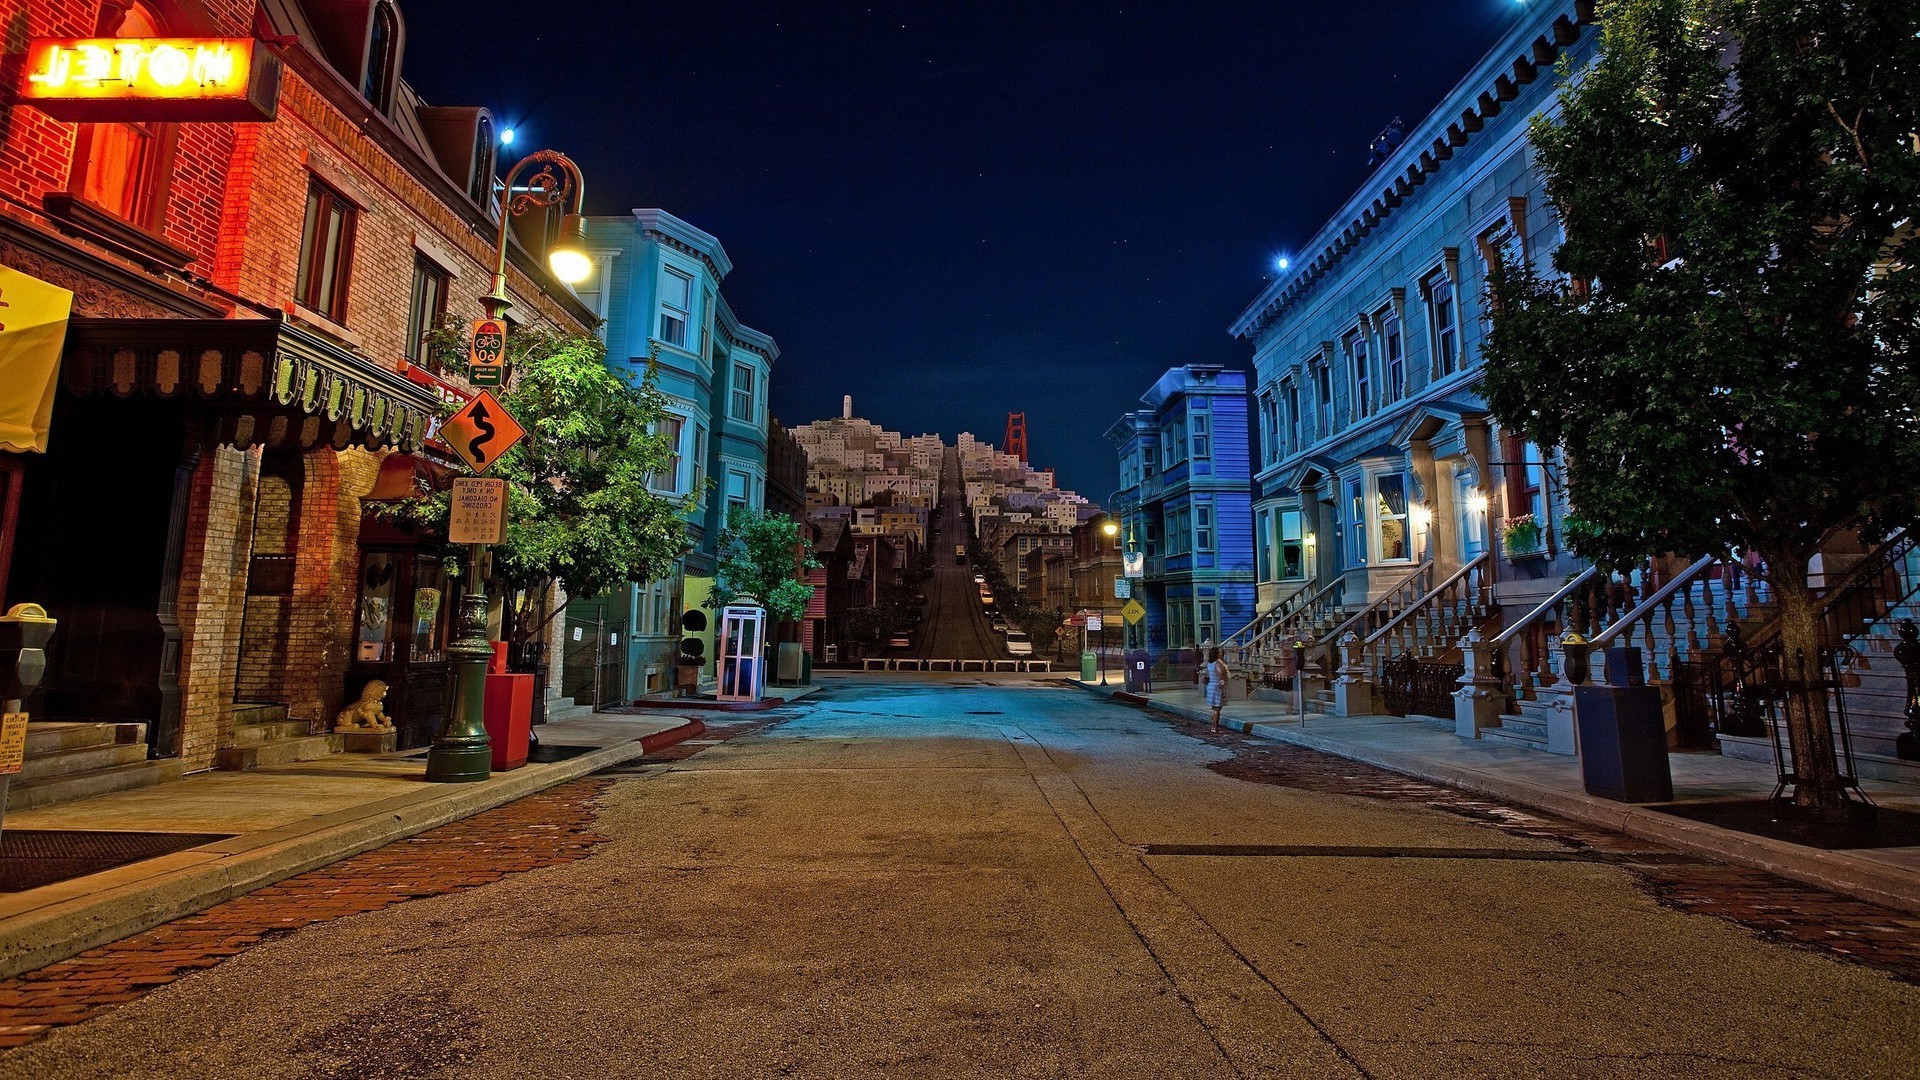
top-left (1124, 649), bottom-right (1152, 694)
top-left (1573, 646), bottom-right (1673, 802)
top-left (777, 642), bottom-right (805, 685)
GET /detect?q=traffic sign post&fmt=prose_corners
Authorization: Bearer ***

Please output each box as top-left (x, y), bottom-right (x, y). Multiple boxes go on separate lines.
top-left (427, 392), bottom-right (525, 785)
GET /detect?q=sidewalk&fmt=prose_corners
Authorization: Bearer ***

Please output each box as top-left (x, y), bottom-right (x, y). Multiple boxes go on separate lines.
top-left (1075, 680), bottom-right (1920, 915)
top-left (0, 710), bottom-right (702, 979)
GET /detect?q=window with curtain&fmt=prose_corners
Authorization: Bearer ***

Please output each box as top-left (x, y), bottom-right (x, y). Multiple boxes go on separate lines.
top-left (731, 363), bottom-right (756, 421)
top-left (1375, 473), bottom-right (1410, 562)
top-left (295, 178), bottom-right (358, 323)
top-left (404, 254), bottom-right (448, 364)
top-left (650, 415), bottom-right (684, 492)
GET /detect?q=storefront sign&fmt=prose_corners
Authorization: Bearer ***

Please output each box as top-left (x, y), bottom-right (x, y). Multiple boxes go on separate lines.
top-left (0, 265), bottom-right (74, 454)
top-left (448, 477), bottom-right (508, 544)
top-left (21, 37), bottom-right (281, 122)
top-left (0, 712), bottom-right (27, 775)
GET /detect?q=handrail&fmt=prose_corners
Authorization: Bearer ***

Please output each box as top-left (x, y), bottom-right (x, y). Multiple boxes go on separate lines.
top-left (1747, 529), bottom-right (1914, 653)
top-left (1243, 576), bottom-right (1345, 653)
top-left (1590, 555), bottom-right (1719, 647)
top-left (1222, 581), bottom-right (1312, 648)
top-left (1363, 553), bottom-right (1490, 646)
top-left (1316, 561), bottom-right (1431, 647)
top-left (1491, 564), bottom-right (1600, 646)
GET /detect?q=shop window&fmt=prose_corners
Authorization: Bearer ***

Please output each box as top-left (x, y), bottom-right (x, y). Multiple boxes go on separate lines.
top-left (1279, 509), bottom-right (1306, 580)
top-left (410, 555), bottom-right (448, 662)
top-left (1375, 473), bottom-right (1411, 562)
top-left (295, 178), bottom-right (358, 323)
top-left (362, 2), bottom-right (400, 114)
top-left (68, 2), bottom-right (170, 229)
top-left (355, 552), bottom-right (400, 663)
top-left (405, 254), bottom-right (448, 364)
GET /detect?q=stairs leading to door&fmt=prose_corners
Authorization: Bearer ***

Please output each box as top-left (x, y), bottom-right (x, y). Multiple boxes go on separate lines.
top-left (7, 722), bottom-right (184, 811)
top-left (213, 703), bottom-right (342, 771)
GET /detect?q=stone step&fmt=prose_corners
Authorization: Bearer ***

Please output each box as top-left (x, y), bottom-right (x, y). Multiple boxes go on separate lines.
top-left (1480, 723), bottom-right (1549, 751)
top-left (544, 701), bottom-right (595, 722)
top-left (6, 758), bottom-right (185, 812)
top-left (230, 719), bottom-right (316, 744)
top-left (213, 733), bottom-right (344, 771)
top-left (230, 702), bottom-right (290, 726)
top-left (17, 740), bottom-right (150, 782)
top-left (1494, 714), bottom-right (1549, 742)
top-left (24, 721), bottom-right (145, 757)
top-left (1719, 733), bottom-right (1920, 786)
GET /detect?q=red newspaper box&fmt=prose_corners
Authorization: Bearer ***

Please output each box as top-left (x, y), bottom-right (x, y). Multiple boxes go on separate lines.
top-left (484, 671), bottom-right (533, 770)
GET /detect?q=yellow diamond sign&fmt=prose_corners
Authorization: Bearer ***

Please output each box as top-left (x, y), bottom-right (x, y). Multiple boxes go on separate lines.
top-left (1122, 599), bottom-right (1146, 625)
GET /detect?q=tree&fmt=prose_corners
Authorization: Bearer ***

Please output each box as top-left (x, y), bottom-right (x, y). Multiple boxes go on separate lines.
top-left (377, 329), bottom-right (692, 662)
top-left (1483, 0), bottom-right (1920, 815)
top-left (711, 506), bottom-right (818, 622)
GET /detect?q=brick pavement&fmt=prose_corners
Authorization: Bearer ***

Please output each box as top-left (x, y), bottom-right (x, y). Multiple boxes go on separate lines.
top-left (0, 713), bottom-right (790, 1053)
top-left (1167, 712), bottom-right (1920, 987)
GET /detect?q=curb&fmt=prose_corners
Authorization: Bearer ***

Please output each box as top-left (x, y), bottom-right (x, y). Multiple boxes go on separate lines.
top-left (0, 719), bottom-right (704, 980)
top-left (1074, 682), bottom-right (1920, 916)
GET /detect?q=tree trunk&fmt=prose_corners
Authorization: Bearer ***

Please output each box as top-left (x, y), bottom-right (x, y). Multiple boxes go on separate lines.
top-left (1771, 572), bottom-right (1848, 818)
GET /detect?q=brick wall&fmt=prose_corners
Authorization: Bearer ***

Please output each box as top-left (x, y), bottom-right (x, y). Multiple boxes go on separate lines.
top-left (174, 447), bottom-right (257, 771)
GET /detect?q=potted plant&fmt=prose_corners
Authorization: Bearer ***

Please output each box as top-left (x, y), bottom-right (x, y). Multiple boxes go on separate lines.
top-left (1502, 514), bottom-right (1544, 557)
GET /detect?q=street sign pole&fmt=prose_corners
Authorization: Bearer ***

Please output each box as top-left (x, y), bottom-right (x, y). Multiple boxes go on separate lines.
top-left (427, 541), bottom-right (495, 783)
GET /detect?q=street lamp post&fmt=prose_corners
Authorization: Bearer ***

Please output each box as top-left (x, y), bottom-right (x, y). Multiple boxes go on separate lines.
top-left (426, 150), bottom-right (594, 785)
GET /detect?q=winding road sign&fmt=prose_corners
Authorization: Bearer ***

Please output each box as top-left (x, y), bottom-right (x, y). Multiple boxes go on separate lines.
top-left (439, 390), bottom-right (524, 474)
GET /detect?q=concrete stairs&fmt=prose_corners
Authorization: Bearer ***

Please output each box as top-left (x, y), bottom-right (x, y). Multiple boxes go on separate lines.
top-left (213, 703), bottom-right (342, 771)
top-left (1480, 698), bottom-right (1554, 752)
top-left (7, 722), bottom-right (183, 811)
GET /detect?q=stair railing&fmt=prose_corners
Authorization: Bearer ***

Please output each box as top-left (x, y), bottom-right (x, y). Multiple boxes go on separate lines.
top-left (1221, 581), bottom-right (1313, 652)
top-left (1587, 554), bottom-right (1769, 684)
top-left (1311, 561), bottom-right (1432, 667)
top-left (1227, 576), bottom-right (1345, 687)
top-left (1361, 553), bottom-right (1492, 675)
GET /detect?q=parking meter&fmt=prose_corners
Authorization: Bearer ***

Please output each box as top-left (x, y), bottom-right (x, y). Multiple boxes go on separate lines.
top-left (0, 603), bottom-right (57, 832)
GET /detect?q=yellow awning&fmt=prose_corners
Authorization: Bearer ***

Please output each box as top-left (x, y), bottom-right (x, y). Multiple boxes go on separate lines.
top-left (0, 264), bottom-right (73, 454)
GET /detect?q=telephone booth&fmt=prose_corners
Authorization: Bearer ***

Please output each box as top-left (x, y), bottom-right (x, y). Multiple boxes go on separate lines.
top-left (717, 600), bottom-right (766, 703)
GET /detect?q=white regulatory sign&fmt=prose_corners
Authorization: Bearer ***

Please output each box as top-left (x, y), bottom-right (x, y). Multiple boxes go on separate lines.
top-left (448, 477), bottom-right (509, 545)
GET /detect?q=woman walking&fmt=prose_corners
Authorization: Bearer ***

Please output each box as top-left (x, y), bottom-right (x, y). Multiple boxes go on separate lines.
top-left (1201, 646), bottom-right (1229, 733)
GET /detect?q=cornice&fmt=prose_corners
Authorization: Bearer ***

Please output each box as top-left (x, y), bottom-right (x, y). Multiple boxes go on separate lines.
top-left (1229, 1), bottom-right (1595, 342)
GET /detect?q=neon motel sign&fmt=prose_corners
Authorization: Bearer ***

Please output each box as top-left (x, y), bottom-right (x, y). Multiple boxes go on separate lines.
top-left (20, 37), bottom-right (281, 122)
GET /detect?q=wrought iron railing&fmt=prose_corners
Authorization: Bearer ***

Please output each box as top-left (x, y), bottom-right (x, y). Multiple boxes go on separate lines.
top-left (1381, 653), bottom-right (1467, 719)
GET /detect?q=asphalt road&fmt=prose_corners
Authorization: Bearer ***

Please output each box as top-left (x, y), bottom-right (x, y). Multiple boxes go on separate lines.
top-left (8, 677), bottom-right (1917, 1078)
top-left (910, 448), bottom-right (1004, 662)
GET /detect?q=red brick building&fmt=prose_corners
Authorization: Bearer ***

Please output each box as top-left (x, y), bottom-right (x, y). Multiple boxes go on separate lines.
top-left (0, 0), bottom-right (597, 804)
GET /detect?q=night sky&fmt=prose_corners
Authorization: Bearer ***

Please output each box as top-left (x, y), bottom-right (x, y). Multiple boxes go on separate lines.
top-left (399, 1), bottom-right (1522, 499)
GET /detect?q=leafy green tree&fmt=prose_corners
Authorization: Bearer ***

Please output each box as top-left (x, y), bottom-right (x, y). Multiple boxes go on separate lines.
top-left (711, 506), bottom-right (819, 622)
top-left (378, 329), bottom-right (692, 658)
top-left (1483, 0), bottom-right (1920, 814)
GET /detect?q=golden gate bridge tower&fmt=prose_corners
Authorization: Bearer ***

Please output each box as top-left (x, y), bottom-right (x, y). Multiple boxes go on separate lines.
top-left (1003, 412), bottom-right (1028, 463)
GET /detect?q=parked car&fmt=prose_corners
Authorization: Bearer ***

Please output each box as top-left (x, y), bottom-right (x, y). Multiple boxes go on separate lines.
top-left (972, 573), bottom-right (986, 584)
top-left (991, 618), bottom-right (1008, 633)
top-left (1004, 631), bottom-right (1033, 656)
top-left (955, 545), bottom-right (967, 564)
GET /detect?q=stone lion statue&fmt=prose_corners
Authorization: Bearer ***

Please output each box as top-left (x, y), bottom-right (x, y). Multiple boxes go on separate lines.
top-left (334, 680), bottom-right (395, 732)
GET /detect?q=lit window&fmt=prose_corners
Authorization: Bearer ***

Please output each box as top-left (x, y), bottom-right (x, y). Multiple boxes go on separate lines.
top-left (657, 266), bottom-right (692, 348)
top-left (1375, 473), bottom-right (1410, 562)
top-left (1279, 510), bottom-right (1306, 580)
top-left (69, 2), bottom-right (168, 228)
top-left (295, 178), bottom-right (358, 323)
top-left (404, 254), bottom-right (448, 365)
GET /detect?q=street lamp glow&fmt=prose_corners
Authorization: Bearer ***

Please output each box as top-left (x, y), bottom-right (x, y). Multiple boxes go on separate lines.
top-left (1102, 520), bottom-right (1119, 537)
top-left (547, 212), bottom-right (593, 284)
top-left (499, 126), bottom-right (516, 146)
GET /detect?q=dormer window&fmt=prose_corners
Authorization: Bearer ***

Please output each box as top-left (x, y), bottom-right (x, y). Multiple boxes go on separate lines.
top-left (470, 116), bottom-right (496, 205)
top-left (362, 2), bottom-right (399, 113)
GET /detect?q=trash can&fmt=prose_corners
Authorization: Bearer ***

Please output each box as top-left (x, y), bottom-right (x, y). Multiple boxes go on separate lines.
top-left (1572, 646), bottom-right (1673, 802)
top-left (1080, 651), bottom-right (1097, 682)
top-left (483, 672), bottom-right (533, 771)
top-left (1124, 649), bottom-right (1152, 694)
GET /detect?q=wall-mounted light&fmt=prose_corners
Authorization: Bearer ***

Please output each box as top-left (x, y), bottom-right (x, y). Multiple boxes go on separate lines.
top-left (1466, 490), bottom-right (1490, 515)
top-left (1304, 531), bottom-right (1317, 547)
top-left (1411, 503), bottom-right (1434, 529)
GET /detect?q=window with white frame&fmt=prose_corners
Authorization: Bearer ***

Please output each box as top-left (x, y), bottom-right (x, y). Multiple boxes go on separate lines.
top-left (1194, 500), bottom-right (1213, 553)
top-left (1258, 390), bottom-right (1278, 464)
top-left (1345, 478), bottom-right (1366, 567)
top-left (1279, 509), bottom-right (1306, 579)
top-left (1346, 328), bottom-right (1371, 420)
top-left (1256, 508), bottom-right (1273, 581)
top-left (1197, 600), bottom-right (1215, 646)
top-left (657, 266), bottom-right (693, 348)
top-left (1284, 380), bottom-right (1301, 453)
top-left (1379, 306), bottom-right (1405, 404)
top-left (1191, 413), bottom-right (1210, 459)
top-left (726, 470), bottom-right (751, 511)
top-left (651, 414), bottom-right (685, 493)
top-left (1375, 472), bottom-right (1411, 562)
top-left (691, 424), bottom-right (707, 492)
top-left (1313, 359), bottom-right (1333, 439)
top-left (700, 288), bottom-right (715, 356)
top-left (1426, 270), bottom-right (1459, 376)
top-left (730, 362), bottom-right (756, 422)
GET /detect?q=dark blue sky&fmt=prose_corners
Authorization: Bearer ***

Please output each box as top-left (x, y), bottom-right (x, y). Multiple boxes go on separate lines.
top-left (400, 1), bottom-right (1522, 498)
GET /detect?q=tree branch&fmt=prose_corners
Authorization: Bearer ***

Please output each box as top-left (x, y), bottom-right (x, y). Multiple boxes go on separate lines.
top-left (1825, 100), bottom-right (1870, 172)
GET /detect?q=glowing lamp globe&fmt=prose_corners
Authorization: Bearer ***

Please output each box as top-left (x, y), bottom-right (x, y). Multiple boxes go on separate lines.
top-left (548, 213), bottom-right (593, 284)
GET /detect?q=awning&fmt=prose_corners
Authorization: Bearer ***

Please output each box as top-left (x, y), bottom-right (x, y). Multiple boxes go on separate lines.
top-left (60, 315), bottom-right (441, 453)
top-left (0, 264), bottom-right (75, 453)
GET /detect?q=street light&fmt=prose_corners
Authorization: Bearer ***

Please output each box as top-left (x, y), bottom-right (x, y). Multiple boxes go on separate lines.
top-left (427, 148), bottom-right (595, 785)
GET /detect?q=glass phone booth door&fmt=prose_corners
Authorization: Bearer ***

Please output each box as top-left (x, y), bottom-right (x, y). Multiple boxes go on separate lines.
top-left (717, 603), bottom-right (766, 703)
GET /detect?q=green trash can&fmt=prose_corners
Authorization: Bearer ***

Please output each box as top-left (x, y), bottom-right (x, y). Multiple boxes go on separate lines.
top-left (1080, 651), bottom-right (1097, 682)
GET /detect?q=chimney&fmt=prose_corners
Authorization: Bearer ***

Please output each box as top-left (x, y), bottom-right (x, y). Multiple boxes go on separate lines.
top-left (842, 395), bottom-right (852, 420)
